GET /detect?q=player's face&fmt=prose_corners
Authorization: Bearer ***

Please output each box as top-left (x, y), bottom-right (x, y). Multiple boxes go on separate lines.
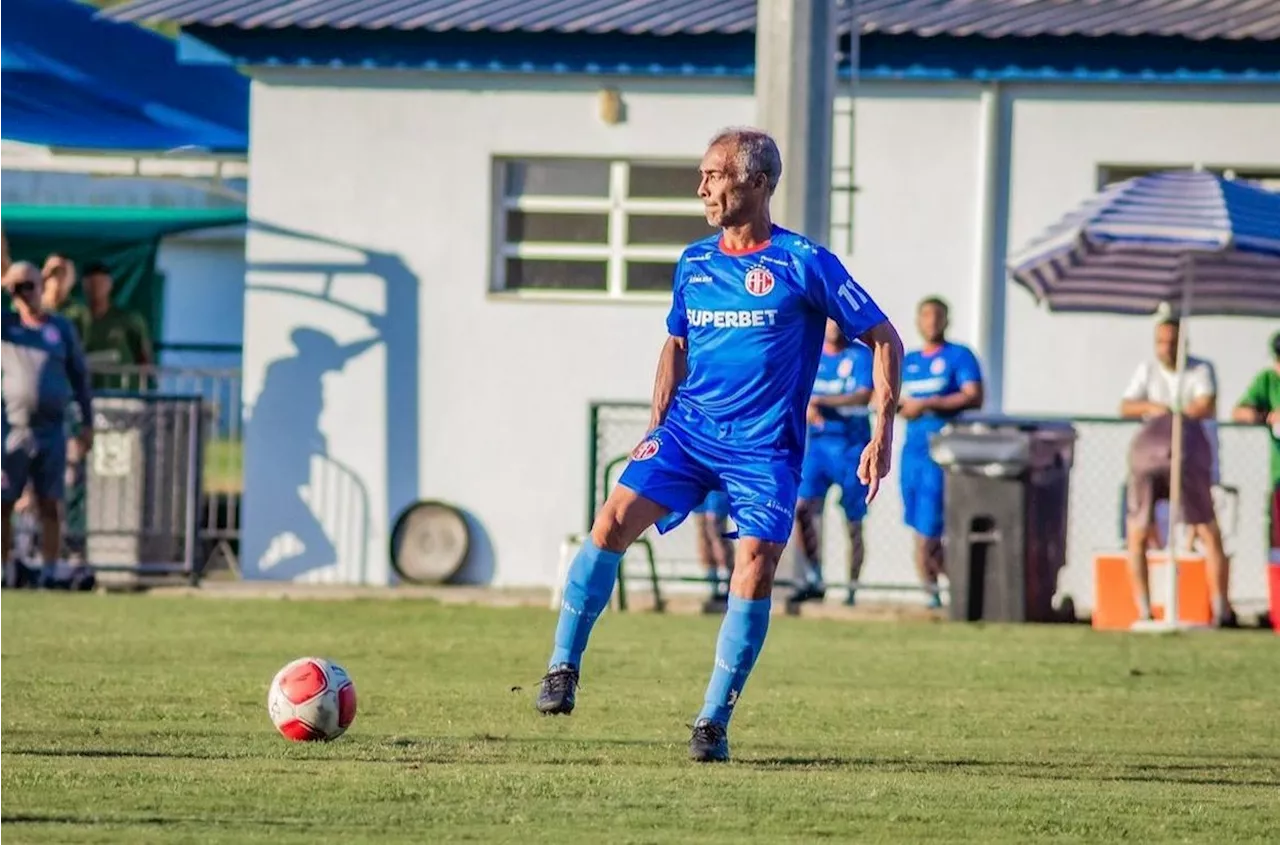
top-left (824, 319), bottom-right (845, 347)
top-left (698, 143), bottom-right (763, 228)
top-left (917, 303), bottom-right (947, 344)
top-left (1154, 323), bottom-right (1179, 368)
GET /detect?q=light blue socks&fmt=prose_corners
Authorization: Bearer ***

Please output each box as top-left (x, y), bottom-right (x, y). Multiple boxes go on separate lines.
top-left (549, 539), bottom-right (622, 669)
top-left (698, 595), bottom-right (771, 725)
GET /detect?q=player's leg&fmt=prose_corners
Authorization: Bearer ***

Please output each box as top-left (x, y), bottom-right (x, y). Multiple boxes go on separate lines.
top-left (694, 493), bottom-right (731, 610)
top-left (2, 428), bottom-right (33, 587)
top-left (31, 430), bottom-right (68, 587)
top-left (689, 463), bottom-right (795, 762)
top-left (539, 431), bottom-right (700, 715)
top-left (790, 441), bottom-right (831, 604)
top-left (1182, 472), bottom-right (1234, 626)
top-left (903, 454), bottom-right (945, 608)
top-left (1124, 469), bottom-right (1159, 621)
top-left (838, 449), bottom-right (870, 606)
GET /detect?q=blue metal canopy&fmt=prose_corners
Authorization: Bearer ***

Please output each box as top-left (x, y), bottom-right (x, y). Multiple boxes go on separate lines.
top-left (0, 0), bottom-right (249, 153)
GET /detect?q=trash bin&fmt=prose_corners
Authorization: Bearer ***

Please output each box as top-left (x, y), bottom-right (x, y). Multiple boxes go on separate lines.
top-left (930, 418), bottom-right (1076, 623)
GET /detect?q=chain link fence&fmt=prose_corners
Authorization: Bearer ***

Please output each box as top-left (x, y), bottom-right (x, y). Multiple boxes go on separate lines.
top-left (588, 402), bottom-right (1275, 611)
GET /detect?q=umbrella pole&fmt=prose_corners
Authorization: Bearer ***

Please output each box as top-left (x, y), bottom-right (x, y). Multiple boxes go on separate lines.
top-left (1163, 256), bottom-right (1194, 626)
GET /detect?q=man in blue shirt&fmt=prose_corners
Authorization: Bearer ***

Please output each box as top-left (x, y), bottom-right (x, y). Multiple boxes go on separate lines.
top-left (899, 297), bottom-right (984, 608)
top-left (790, 320), bottom-right (875, 608)
top-left (535, 128), bottom-right (904, 763)
top-left (691, 490), bottom-right (733, 612)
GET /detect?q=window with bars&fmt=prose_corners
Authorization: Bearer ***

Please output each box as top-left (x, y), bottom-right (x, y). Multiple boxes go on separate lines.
top-left (492, 158), bottom-right (714, 297)
top-left (1099, 164), bottom-right (1280, 192)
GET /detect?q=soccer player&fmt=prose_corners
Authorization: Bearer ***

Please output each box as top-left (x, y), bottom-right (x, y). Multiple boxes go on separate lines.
top-left (691, 490), bottom-right (733, 612)
top-left (790, 320), bottom-right (875, 608)
top-left (535, 128), bottom-right (903, 763)
top-left (899, 297), bottom-right (983, 609)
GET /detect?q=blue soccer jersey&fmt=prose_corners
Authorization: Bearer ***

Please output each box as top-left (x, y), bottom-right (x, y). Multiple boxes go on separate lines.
top-left (620, 226), bottom-right (887, 543)
top-left (808, 342), bottom-right (874, 443)
top-left (664, 226), bottom-right (887, 463)
top-left (901, 342), bottom-right (983, 456)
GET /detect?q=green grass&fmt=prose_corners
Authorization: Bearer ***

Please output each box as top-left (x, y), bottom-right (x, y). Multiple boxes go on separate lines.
top-left (3, 595), bottom-right (1278, 843)
top-left (202, 439), bottom-right (242, 494)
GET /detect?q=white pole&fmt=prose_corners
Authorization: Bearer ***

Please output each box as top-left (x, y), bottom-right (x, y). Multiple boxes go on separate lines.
top-left (1163, 255), bottom-right (1195, 624)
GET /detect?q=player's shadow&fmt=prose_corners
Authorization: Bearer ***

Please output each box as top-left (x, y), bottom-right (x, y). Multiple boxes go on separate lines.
top-left (239, 221), bottom-right (426, 583)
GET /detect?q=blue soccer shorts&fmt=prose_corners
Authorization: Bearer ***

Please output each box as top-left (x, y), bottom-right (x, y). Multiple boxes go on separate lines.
top-left (617, 425), bottom-right (798, 544)
top-left (900, 450), bottom-right (945, 540)
top-left (691, 490), bottom-right (730, 519)
top-left (2, 421), bottom-right (68, 504)
top-left (798, 436), bottom-right (869, 521)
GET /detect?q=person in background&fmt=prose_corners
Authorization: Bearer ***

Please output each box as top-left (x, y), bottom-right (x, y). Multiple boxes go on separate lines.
top-left (2, 230), bottom-right (11, 275)
top-left (899, 297), bottom-right (984, 609)
top-left (41, 254), bottom-right (80, 324)
top-left (691, 491), bottom-right (733, 612)
top-left (2, 262), bottom-right (94, 588)
top-left (1232, 330), bottom-right (1280, 549)
top-left (790, 319), bottom-right (875, 608)
top-left (77, 261), bottom-right (153, 390)
top-left (1120, 318), bottom-right (1234, 627)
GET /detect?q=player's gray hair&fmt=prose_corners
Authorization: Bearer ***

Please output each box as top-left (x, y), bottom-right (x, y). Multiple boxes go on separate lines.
top-left (709, 127), bottom-right (782, 195)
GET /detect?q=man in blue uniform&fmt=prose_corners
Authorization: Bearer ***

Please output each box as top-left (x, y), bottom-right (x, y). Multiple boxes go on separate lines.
top-left (535, 128), bottom-right (904, 762)
top-left (789, 320), bottom-right (875, 608)
top-left (899, 297), bottom-right (983, 608)
top-left (691, 490), bottom-right (733, 612)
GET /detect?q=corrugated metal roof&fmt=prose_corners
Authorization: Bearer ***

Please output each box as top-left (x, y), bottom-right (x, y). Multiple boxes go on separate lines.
top-left (105, 0), bottom-right (1280, 41)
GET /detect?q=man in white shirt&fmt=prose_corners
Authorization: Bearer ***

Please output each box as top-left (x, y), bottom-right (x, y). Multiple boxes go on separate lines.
top-left (1119, 319), bottom-right (1233, 626)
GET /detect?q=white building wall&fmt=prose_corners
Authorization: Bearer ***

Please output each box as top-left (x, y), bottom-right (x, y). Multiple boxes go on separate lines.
top-left (240, 70), bottom-right (1280, 600)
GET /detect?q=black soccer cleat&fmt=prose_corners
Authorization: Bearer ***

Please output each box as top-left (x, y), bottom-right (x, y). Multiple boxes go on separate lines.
top-left (535, 663), bottom-right (579, 715)
top-left (689, 718), bottom-right (730, 763)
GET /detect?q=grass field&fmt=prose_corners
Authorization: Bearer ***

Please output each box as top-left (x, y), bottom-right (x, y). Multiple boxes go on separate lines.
top-left (3, 594), bottom-right (1278, 843)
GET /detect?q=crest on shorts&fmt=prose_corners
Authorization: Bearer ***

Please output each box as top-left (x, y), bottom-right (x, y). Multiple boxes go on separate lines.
top-left (631, 438), bottom-right (660, 461)
top-left (930, 357), bottom-right (946, 375)
top-left (837, 357), bottom-right (853, 378)
top-left (743, 266), bottom-right (775, 297)
top-left (42, 325), bottom-right (61, 345)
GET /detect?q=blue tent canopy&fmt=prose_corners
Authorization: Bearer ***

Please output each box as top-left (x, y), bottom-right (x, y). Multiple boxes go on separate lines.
top-left (0, 0), bottom-right (248, 153)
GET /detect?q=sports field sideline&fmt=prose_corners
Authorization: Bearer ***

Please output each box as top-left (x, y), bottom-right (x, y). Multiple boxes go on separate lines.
top-left (2, 593), bottom-right (1277, 843)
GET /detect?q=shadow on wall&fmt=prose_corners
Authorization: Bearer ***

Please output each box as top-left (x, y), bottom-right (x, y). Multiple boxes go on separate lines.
top-left (240, 221), bottom-right (429, 583)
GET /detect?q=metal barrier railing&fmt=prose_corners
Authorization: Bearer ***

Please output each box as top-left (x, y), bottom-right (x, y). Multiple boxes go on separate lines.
top-left (587, 402), bottom-right (1276, 612)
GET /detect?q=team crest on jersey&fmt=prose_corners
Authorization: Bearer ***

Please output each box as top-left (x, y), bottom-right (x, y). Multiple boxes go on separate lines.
top-left (42, 325), bottom-right (61, 345)
top-left (837, 358), bottom-right (853, 378)
top-left (744, 266), bottom-right (774, 297)
top-left (631, 438), bottom-right (660, 461)
top-left (930, 357), bottom-right (946, 375)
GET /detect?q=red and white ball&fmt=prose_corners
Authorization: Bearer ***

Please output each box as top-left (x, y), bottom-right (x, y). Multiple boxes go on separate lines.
top-left (267, 657), bottom-right (357, 742)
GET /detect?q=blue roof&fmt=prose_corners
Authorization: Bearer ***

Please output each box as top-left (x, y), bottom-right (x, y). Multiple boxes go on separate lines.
top-left (1, 0), bottom-right (249, 153)
top-left (107, 0), bottom-right (1280, 41)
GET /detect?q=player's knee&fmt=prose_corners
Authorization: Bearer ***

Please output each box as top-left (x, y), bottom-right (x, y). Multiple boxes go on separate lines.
top-left (590, 498), bottom-right (649, 552)
top-left (730, 539), bottom-right (783, 598)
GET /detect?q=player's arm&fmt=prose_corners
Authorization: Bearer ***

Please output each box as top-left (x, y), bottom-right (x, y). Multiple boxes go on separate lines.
top-left (859, 322), bottom-right (904, 428)
top-left (1232, 369), bottom-right (1275, 423)
top-left (649, 335), bottom-right (688, 430)
top-left (651, 260), bottom-right (691, 430)
top-left (62, 317), bottom-right (94, 450)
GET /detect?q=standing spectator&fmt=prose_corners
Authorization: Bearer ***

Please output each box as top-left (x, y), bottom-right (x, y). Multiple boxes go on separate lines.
top-left (1232, 330), bottom-right (1280, 549)
top-left (1120, 318), bottom-right (1233, 626)
top-left (76, 262), bottom-right (153, 390)
top-left (899, 297), bottom-right (984, 608)
top-left (1, 262), bottom-right (94, 587)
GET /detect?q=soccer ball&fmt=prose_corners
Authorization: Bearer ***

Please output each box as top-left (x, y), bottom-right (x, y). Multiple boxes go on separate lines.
top-left (267, 657), bottom-right (357, 742)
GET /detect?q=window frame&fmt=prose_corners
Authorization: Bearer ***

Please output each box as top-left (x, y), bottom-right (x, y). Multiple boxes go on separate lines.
top-left (491, 156), bottom-right (708, 301)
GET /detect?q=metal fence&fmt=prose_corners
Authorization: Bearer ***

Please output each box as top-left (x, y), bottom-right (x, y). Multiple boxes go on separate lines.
top-left (588, 402), bottom-right (1276, 612)
top-left (0, 364), bottom-right (244, 580)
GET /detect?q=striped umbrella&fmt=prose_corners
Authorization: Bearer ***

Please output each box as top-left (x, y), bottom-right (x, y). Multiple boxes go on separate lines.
top-left (1009, 170), bottom-right (1280, 318)
top-left (1008, 170), bottom-right (1280, 631)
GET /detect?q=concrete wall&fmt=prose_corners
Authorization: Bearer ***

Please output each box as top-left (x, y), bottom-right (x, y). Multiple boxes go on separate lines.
top-left (239, 70), bottom-right (1280, 596)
